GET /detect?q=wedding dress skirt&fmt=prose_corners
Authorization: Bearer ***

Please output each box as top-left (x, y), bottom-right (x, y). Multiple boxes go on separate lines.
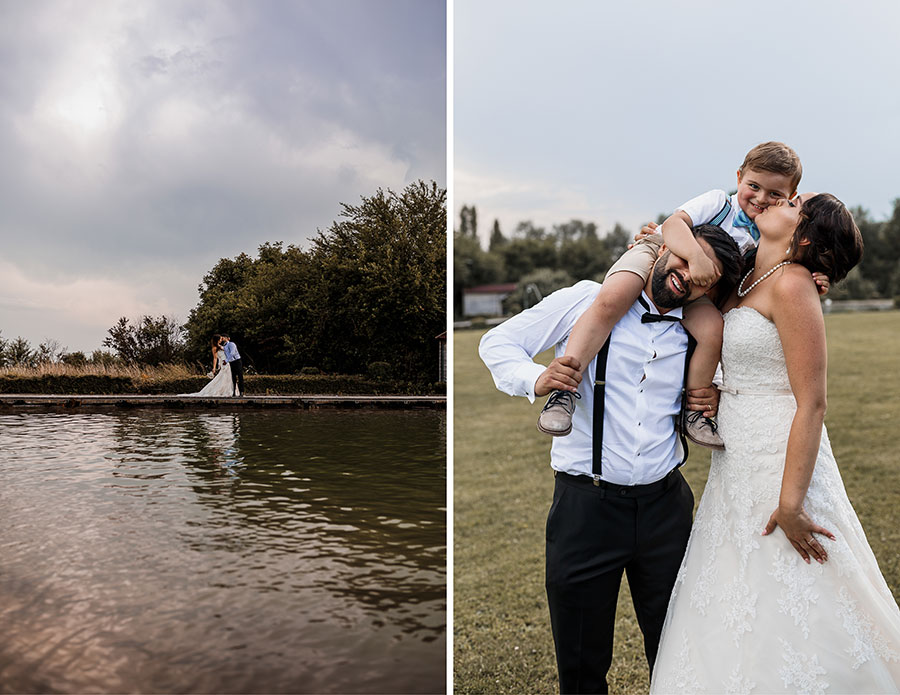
top-left (181, 351), bottom-right (234, 397)
top-left (651, 307), bottom-right (900, 694)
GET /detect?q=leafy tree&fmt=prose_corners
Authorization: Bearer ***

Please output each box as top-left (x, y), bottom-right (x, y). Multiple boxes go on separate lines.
top-left (557, 235), bottom-right (609, 282)
top-left (553, 219), bottom-right (598, 244)
top-left (37, 339), bottom-right (66, 364)
top-left (497, 236), bottom-right (557, 280)
top-left (878, 199), bottom-right (900, 298)
top-left (184, 242), bottom-right (316, 372)
top-left (459, 204), bottom-right (478, 238)
top-left (89, 350), bottom-right (121, 368)
top-left (516, 220), bottom-right (547, 240)
top-left (0, 331), bottom-right (8, 367)
top-left (853, 207), bottom-right (885, 295)
top-left (488, 219), bottom-right (506, 251)
top-left (104, 317), bottom-right (139, 362)
top-left (305, 180), bottom-right (446, 380)
top-left (503, 268), bottom-right (576, 315)
top-left (61, 351), bottom-right (88, 367)
top-left (7, 336), bottom-right (36, 367)
top-left (103, 315), bottom-right (186, 366)
top-left (827, 266), bottom-right (878, 300)
top-left (555, 220), bottom-right (625, 282)
top-left (600, 223), bottom-right (632, 266)
top-left (183, 180), bottom-right (445, 382)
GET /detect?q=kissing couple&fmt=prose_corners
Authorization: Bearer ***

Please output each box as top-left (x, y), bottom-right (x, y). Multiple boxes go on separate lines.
top-left (186, 334), bottom-right (244, 398)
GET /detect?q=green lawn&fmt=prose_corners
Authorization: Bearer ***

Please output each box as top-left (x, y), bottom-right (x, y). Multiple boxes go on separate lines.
top-left (453, 310), bottom-right (900, 694)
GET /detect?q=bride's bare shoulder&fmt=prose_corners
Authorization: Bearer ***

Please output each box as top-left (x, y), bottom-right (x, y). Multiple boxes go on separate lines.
top-left (773, 263), bottom-right (817, 299)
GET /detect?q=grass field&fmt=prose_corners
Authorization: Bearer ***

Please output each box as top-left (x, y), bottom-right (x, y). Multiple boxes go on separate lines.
top-left (453, 310), bottom-right (900, 694)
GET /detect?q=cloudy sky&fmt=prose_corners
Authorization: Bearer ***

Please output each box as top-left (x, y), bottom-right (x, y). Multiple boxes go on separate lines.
top-left (455, 0), bottom-right (900, 246)
top-left (0, 0), bottom-right (445, 353)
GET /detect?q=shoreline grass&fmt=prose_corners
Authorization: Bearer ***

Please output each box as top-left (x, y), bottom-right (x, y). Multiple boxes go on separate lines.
top-left (454, 310), bottom-right (900, 694)
top-left (0, 364), bottom-right (445, 396)
top-left (0, 362), bottom-right (197, 379)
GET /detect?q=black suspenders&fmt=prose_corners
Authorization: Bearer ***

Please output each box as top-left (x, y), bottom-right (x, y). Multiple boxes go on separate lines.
top-left (591, 326), bottom-right (696, 481)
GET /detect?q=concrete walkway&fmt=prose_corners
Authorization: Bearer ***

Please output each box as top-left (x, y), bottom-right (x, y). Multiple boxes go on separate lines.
top-left (0, 394), bottom-right (445, 410)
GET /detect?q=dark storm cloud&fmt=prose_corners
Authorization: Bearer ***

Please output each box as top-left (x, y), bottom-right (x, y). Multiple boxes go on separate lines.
top-left (0, 0), bottom-right (445, 351)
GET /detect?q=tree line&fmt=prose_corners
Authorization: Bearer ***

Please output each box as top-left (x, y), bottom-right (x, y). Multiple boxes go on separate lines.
top-left (454, 198), bottom-right (900, 318)
top-left (2, 181), bottom-right (446, 384)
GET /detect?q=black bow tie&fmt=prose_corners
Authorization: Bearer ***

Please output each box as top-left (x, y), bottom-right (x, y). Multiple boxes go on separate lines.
top-left (641, 312), bottom-right (681, 323)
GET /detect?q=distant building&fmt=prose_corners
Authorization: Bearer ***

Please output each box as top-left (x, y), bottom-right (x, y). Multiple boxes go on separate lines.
top-left (462, 283), bottom-right (517, 317)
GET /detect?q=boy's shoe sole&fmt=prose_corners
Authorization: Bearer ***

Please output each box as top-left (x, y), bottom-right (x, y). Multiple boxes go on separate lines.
top-left (537, 420), bottom-right (573, 437)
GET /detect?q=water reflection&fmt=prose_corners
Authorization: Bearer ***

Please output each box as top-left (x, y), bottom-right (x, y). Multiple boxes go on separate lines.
top-left (0, 410), bottom-right (446, 694)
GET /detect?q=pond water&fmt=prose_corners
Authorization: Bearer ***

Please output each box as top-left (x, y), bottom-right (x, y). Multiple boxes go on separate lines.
top-left (0, 409), bottom-right (445, 694)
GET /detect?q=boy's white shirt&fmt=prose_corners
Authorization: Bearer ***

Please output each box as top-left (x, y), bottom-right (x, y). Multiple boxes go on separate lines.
top-left (677, 190), bottom-right (757, 255)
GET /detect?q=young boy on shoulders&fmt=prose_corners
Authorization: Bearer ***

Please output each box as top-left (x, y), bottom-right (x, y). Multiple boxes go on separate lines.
top-left (538, 141), bottom-right (829, 448)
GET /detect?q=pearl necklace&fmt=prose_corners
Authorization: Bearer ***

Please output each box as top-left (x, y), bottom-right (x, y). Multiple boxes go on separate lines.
top-left (737, 261), bottom-right (792, 297)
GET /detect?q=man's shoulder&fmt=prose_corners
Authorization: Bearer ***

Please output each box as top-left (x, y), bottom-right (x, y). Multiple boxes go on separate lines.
top-left (539, 279), bottom-right (602, 305)
top-left (486, 280), bottom-right (603, 341)
top-left (571, 279), bottom-right (601, 292)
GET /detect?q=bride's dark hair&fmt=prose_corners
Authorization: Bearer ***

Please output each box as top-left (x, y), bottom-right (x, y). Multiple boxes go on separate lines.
top-left (210, 334), bottom-right (221, 349)
top-left (790, 194), bottom-right (863, 284)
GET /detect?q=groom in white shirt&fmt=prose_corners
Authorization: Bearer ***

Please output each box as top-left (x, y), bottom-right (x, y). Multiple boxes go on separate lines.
top-left (479, 224), bottom-right (742, 694)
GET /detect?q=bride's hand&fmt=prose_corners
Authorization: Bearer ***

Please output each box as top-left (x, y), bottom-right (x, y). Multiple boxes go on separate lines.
top-left (763, 505), bottom-right (835, 564)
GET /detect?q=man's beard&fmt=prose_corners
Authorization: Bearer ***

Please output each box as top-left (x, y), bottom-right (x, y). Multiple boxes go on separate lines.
top-left (650, 256), bottom-right (690, 310)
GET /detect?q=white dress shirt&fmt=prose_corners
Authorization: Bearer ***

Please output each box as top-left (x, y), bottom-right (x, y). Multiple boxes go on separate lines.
top-left (479, 280), bottom-right (689, 485)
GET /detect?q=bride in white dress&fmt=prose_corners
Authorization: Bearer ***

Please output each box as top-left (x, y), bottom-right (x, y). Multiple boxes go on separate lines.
top-left (182, 335), bottom-right (233, 397)
top-left (651, 193), bottom-right (900, 693)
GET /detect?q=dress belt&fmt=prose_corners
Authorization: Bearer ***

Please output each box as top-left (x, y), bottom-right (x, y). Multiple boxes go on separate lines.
top-left (718, 384), bottom-right (793, 396)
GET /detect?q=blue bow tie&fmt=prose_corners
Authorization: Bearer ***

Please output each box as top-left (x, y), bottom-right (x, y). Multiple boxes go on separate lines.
top-left (734, 208), bottom-right (760, 241)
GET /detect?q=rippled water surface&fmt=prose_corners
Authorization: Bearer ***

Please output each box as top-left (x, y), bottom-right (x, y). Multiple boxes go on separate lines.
top-left (0, 410), bottom-right (446, 694)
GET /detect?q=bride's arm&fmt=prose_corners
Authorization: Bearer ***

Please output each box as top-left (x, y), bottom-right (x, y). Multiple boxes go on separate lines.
top-left (212, 347), bottom-right (218, 373)
top-left (762, 267), bottom-right (835, 563)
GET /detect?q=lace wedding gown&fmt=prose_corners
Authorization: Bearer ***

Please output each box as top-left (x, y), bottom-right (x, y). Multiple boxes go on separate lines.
top-left (182, 350), bottom-right (234, 397)
top-left (651, 307), bottom-right (900, 694)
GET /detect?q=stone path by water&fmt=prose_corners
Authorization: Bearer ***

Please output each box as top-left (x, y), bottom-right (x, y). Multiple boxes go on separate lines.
top-left (0, 394), bottom-right (445, 410)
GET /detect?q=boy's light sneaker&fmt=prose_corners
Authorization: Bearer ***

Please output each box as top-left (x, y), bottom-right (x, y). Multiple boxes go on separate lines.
top-left (682, 409), bottom-right (725, 450)
top-left (537, 390), bottom-right (581, 437)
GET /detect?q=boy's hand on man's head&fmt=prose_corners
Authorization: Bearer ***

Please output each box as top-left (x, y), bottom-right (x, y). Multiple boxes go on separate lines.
top-left (687, 250), bottom-right (721, 288)
top-left (634, 222), bottom-right (659, 241)
top-left (627, 222), bottom-right (659, 249)
top-left (812, 273), bottom-right (830, 297)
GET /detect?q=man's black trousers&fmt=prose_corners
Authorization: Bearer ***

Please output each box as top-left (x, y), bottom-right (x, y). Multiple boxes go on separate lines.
top-left (229, 358), bottom-right (244, 396)
top-left (545, 470), bottom-right (694, 694)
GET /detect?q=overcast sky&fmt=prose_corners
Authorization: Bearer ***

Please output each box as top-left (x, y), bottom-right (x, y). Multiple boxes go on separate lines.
top-left (455, 0), bottom-right (900, 247)
top-left (0, 0), bottom-right (445, 353)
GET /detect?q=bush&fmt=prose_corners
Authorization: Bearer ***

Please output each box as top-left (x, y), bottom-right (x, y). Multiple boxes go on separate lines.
top-left (367, 361), bottom-right (392, 380)
top-left (0, 374), bottom-right (134, 394)
top-left (300, 367), bottom-right (320, 375)
top-left (90, 350), bottom-right (122, 368)
top-left (61, 352), bottom-right (88, 367)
